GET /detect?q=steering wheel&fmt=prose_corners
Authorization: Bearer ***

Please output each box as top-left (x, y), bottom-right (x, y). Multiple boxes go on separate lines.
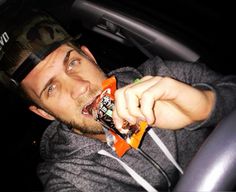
top-left (174, 109), bottom-right (236, 191)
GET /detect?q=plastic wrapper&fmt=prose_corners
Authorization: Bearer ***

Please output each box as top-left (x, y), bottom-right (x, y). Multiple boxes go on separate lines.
top-left (88, 76), bottom-right (148, 157)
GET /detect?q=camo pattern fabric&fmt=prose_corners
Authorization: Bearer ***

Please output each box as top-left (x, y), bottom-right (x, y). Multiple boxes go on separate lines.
top-left (0, 8), bottom-right (72, 76)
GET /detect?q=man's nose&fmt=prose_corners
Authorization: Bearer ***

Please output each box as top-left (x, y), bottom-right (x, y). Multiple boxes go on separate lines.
top-left (71, 79), bottom-right (90, 99)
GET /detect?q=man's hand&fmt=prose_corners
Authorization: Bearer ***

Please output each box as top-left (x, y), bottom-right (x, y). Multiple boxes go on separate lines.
top-left (112, 76), bottom-right (215, 130)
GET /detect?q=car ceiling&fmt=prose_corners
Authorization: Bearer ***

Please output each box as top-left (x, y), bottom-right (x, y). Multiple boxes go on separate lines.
top-left (1, 0), bottom-right (235, 74)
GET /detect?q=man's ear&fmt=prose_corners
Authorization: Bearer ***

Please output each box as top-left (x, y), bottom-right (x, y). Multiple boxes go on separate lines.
top-left (29, 105), bottom-right (55, 120)
top-left (80, 45), bottom-right (97, 64)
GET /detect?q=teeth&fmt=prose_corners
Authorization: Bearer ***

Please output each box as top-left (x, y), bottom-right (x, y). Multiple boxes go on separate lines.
top-left (82, 108), bottom-right (89, 115)
top-left (82, 94), bottom-right (100, 116)
top-left (87, 105), bottom-right (93, 115)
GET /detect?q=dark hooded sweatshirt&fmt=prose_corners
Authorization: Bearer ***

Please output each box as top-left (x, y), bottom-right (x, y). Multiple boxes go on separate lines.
top-left (37, 56), bottom-right (236, 191)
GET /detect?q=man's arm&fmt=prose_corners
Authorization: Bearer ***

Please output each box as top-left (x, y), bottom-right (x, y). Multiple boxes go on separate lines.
top-left (112, 57), bottom-right (236, 130)
top-left (113, 75), bottom-right (215, 130)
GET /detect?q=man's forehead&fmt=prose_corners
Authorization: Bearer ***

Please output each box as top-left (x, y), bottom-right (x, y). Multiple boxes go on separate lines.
top-left (22, 43), bottom-right (72, 96)
top-left (40, 43), bottom-right (74, 66)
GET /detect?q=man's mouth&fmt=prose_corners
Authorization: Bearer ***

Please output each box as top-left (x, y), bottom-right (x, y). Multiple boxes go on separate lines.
top-left (81, 104), bottom-right (92, 116)
top-left (82, 94), bottom-right (101, 116)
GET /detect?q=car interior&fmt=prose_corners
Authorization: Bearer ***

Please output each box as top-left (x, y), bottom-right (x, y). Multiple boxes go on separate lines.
top-left (1, 0), bottom-right (235, 191)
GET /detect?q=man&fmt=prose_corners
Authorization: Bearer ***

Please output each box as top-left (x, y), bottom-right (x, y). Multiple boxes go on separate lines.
top-left (1, 9), bottom-right (236, 191)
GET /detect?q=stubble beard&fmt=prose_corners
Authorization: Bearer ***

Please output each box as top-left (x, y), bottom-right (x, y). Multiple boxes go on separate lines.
top-left (59, 85), bottom-right (104, 134)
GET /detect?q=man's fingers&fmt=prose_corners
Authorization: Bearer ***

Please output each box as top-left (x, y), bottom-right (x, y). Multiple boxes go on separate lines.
top-left (114, 76), bottom-right (165, 125)
top-left (115, 87), bottom-right (136, 124)
top-left (140, 77), bottom-right (178, 125)
top-left (112, 106), bottom-right (124, 130)
top-left (140, 90), bottom-right (156, 124)
top-left (116, 76), bottom-right (157, 123)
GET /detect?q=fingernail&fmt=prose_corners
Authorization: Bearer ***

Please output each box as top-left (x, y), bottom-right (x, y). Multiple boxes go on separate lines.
top-left (138, 116), bottom-right (146, 122)
top-left (127, 118), bottom-right (136, 125)
top-left (115, 119), bottom-right (123, 129)
top-left (147, 118), bottom-right (153, 125)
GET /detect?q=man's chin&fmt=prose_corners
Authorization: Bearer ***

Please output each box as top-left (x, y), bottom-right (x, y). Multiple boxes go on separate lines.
top-left (73, 121), bottom-right (104, 135)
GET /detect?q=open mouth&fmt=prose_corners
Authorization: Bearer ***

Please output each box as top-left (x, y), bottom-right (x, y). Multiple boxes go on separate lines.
top-left (82, 94), bottom-right (101, 116)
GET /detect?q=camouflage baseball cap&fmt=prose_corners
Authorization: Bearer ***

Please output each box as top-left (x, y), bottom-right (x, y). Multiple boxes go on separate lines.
top-left (0, 8), bottom-right (73, 87)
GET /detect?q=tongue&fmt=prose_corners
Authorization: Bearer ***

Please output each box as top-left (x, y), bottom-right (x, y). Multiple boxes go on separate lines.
top-left (82, 95), bottom-right (101, 116)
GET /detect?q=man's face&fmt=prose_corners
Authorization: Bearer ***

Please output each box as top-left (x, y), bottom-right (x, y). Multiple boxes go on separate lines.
top-left (21, 44), bottom-right (107, 134)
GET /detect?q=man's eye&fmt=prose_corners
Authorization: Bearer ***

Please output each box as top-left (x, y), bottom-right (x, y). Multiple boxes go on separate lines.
top-left (47, 84), bottom-right (56, 96)
top-left (67, 60), bottom-right (80, 72)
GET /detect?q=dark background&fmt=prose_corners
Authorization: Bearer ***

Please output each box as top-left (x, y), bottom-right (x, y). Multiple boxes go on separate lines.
top-left (0, 0), bottom-right (235, 191)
